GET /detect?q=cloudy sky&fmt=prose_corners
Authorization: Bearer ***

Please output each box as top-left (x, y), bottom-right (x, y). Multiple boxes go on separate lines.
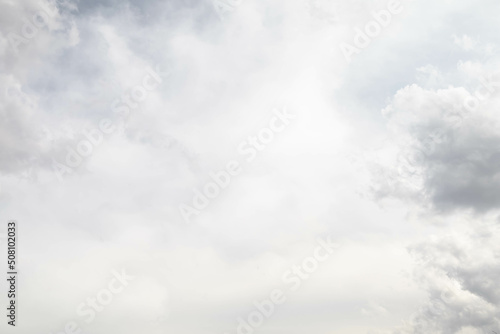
top-left (1, 0), bottom-right (500, 333)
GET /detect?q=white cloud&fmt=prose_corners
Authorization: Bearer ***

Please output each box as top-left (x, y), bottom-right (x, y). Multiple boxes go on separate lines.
top-left (1, 0), bottom-right (500, 333)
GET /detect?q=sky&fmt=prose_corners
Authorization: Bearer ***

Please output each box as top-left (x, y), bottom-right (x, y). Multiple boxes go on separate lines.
top-left (1, 0), bottom-right (500, 333)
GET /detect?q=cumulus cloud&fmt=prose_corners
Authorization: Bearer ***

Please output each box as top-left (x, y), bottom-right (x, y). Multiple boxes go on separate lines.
top-left (372, 80), bottom-right (500, 214)
top-left (389, 222), bottom-right (500, 334)
top-left (367, 15), bottom-right (500, 333)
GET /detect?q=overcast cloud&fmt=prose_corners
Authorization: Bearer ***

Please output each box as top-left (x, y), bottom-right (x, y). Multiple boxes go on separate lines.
top-left (1, 0), bottom-right (499, 333)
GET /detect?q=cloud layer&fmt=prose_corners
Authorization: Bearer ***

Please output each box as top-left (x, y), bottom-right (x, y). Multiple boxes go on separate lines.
top-left (1, 0), bottom-right (500, 333)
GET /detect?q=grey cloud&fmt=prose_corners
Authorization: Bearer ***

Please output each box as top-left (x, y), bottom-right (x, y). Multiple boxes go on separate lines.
top-left (372, 83), bottom-right (500, 214)
top-left (397, 224), bottom-right (500, 334)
